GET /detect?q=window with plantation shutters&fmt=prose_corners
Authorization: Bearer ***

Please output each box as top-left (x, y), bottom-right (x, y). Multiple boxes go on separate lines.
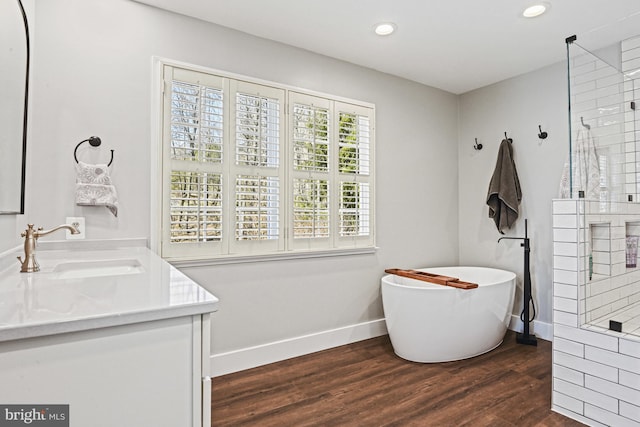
top-left (336, 106), bottom-right (371, 240)
top-left (290, 93), bottom-right (332, 248)
top-left (163, 67), bottom-right (227, 259)
top-left (234, 92), bottom-right (280, 238)
top-left (335, 103), bottom-right (373, 246)
top-left (159, 62), bottom-right (374, 261)
top-left (228, 81), bottom-right (284, 255)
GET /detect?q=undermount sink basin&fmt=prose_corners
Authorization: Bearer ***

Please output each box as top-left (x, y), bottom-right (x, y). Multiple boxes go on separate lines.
top-left (52, 259), bottom-right (144, 279)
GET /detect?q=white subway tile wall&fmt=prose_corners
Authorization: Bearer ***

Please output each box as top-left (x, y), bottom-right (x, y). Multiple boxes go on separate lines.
top-left (553, 198), bottom-right (640, 426)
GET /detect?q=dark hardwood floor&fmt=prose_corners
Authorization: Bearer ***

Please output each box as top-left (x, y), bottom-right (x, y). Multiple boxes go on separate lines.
top-left (211, 331), bottom-right (584, 426)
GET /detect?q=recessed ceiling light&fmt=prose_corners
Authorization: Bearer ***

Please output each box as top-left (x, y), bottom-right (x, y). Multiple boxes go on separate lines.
top-left (523, 4), bottom-right (548, 18)
top-left (374, 22), bottom-right (396, 36)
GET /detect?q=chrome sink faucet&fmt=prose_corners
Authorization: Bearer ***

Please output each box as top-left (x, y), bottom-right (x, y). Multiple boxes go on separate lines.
top-left (18, 223), bottom-right (80, 272)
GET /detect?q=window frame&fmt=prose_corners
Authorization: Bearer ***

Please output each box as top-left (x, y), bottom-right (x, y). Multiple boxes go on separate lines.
top-left (151, 58), bottom-right (375, 264)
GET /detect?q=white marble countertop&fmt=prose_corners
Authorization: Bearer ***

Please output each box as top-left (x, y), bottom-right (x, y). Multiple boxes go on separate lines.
top-left (0, 240), bottom-right (218, 342)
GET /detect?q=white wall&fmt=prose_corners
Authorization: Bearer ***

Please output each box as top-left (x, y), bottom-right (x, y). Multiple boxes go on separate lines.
top-left (0, 218), bottom-right (22, 254)
top-left (21, 0), bottom-right (459, 358)
top-left (458, 61), bottom-right (570, 333)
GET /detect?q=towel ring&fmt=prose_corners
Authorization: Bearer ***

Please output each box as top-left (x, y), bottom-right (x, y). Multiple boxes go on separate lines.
top-left (73, 136), bottom-right (114, 166)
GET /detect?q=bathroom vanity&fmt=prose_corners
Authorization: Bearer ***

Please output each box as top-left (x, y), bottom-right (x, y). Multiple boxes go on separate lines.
top-left (0, 240), bottom-right (218, 427)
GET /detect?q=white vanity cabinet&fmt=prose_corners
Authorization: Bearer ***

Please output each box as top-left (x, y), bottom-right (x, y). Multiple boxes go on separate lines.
top-left (0, 314), bottom-right (211, 427)
top-left (0, 242), bottom-right (217, 427)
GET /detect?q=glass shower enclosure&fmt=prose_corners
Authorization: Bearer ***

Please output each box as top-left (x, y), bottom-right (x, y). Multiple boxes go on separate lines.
top-left (566, 35), bottom-right (640, 337)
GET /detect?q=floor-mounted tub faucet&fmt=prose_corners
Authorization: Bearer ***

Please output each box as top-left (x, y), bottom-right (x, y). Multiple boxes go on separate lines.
top-left (497, 219), bottom-right (537, 346)
top-left (18, 223), bottom-right (80, 272)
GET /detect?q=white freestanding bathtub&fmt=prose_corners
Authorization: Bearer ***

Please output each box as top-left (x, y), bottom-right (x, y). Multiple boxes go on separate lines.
top-left (381, 266), bottom-right (516, 363)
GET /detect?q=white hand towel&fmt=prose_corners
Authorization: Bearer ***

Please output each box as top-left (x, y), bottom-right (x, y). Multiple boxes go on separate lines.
top-left (75, 161), bottom-right (118, 217)
top-left (559, 129), bottom-right (600, 199)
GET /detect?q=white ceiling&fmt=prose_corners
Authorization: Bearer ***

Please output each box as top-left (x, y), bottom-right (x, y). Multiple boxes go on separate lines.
top-left (135, 0), bottom-right (640, 94)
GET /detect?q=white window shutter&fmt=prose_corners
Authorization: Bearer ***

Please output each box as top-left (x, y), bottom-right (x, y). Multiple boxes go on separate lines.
top-left (161, 66), bottom-right (226, 259)
top-left (228, 80), bottom-right (285, 255)
top-left (335, 102), bottom-right (374, 248)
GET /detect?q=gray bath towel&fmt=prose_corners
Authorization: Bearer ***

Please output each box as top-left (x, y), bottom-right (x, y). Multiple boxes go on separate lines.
top-left (486, 139), bottom-right (521, 234)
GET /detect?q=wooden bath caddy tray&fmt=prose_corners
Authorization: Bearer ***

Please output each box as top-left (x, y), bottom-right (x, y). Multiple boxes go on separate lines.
top-left (384, 269), bottom-right (478, 290)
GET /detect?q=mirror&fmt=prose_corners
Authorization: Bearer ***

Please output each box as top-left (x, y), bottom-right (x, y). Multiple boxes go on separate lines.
top-left (0, 0), bottom-right (29, 214)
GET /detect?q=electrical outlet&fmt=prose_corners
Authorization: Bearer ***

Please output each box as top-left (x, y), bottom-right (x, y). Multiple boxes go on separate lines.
top-left (65, 216), bottom-right (86, 240)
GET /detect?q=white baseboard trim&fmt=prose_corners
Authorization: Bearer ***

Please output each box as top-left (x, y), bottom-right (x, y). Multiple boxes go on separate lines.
top-left (210, 319), bottom-right (388, 377)
top-left (210, 316), bottom-right (553, 377)
top-left (509, 314), bottom-right (553, 341)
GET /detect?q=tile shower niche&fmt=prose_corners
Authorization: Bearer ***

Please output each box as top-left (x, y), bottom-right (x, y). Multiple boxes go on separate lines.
top-left (583, 218), bottom-right (640, 332)
top-left (589, 222), bottom-right (612, 281)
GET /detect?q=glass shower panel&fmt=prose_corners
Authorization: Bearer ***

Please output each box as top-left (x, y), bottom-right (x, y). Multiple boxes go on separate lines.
top-left (632, 75), bottom-right (640, 197)
top-left (569, 38), bottom-right (640, 338)
top-left (622, 36), bottom-right (640, 197)
top-left (567, 42), bottom-right (633, 205)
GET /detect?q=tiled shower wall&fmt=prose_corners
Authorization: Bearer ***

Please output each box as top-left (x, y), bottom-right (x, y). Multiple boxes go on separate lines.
top-left (553, 199), bottom-right (640, 426)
